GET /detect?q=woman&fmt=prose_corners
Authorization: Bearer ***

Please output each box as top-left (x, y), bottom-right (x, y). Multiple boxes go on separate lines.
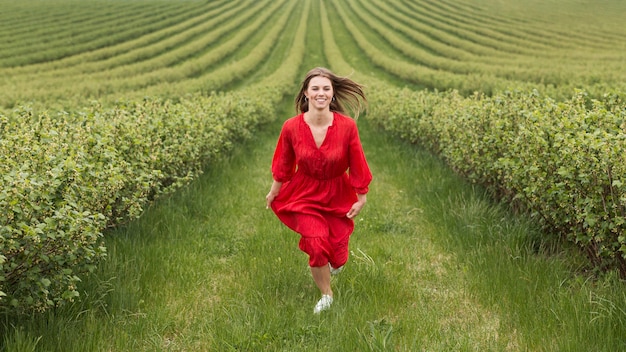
top-left (266, 67), bottom-right (372, 314)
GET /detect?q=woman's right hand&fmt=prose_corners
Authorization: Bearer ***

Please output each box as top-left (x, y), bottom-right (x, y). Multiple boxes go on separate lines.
top-left (266, 191), bottom-right (277, 209)
top-left (266, 180), bottom-right (283, 209)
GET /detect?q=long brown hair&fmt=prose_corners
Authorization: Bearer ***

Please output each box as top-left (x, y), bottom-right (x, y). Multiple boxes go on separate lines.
top-left (295, 67), bottom-right (367, 118)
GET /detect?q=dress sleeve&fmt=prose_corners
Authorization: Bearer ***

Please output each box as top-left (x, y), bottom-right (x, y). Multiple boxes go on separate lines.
top-left (348, 122), bottom-right (372, 194)
top-left (271, 121), bottom-right (296, 182)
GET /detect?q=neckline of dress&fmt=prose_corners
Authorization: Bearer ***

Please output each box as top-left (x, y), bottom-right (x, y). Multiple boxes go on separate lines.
top-left (302, 111), bottom-right (335, 128)
top-left (302, 112), bottom-right (335, 149)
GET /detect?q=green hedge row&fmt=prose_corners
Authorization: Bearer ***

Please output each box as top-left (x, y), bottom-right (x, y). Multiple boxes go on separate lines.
top-left (366, 87), bottom-right (626, 275)
top-left (0, 90), bottom-right (275, 312)
top-left (0, 0), bottom-right (308, 313)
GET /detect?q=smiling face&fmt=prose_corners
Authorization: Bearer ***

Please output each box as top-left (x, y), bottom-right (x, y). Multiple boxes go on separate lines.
top-left (305, 76), bottom-right (334, 112)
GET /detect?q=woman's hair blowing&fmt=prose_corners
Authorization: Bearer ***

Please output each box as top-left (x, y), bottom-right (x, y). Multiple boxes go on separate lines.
top-left (295, 67), bottom-right (367, 118)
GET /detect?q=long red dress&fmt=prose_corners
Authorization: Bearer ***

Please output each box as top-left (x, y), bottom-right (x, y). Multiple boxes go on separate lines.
top-left (270, 112), bottom-right (372, 252)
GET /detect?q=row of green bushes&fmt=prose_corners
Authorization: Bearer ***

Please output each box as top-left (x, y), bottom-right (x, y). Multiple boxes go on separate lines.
top-left (0, 0), bottom-right (282, 108)
top-left (324, 0), bottom-right (626, 276)
top-left (349, 0), bottom-right (622, 88)
top-left (0, 0), bottom-right (309, 313)
top-left (0, 91), bottom-right (275, 312)
top-left (139, 0), bottom-right (295, 99)
top-left (366, 86), bottom-right (626, 276)
top-left (0, 0), bottom-right (207, 68)
top-left (0, 0), bottom-right (239, 77)
top-left (328, 0), bottom-right (626, 101)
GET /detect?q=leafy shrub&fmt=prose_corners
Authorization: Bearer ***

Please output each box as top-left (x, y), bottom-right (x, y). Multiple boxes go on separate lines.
top-left (0, 90), bottom-right (275, 313)
top-left (367, 86), bottom-right (626, 276)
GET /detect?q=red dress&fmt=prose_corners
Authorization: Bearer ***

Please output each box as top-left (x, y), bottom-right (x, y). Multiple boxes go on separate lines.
top-left (270, 112), bottom-right (372, 247)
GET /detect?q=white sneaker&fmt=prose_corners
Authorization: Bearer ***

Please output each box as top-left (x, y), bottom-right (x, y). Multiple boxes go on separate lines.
top-left (313, 294), bottom-right (333, 314)
top-left (329, 263), bottom-right (343, 275)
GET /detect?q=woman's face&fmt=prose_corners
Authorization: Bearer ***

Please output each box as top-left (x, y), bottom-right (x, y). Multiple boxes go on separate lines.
top-left (305, 76), bottom-right (333, 111)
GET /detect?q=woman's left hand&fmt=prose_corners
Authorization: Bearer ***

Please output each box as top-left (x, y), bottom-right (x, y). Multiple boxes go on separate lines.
top-left (347, 194), bottom-right (367, 219)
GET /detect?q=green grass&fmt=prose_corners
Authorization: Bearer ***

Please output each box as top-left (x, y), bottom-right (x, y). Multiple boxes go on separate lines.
top-left (2, 99), bottom-right (625, 351)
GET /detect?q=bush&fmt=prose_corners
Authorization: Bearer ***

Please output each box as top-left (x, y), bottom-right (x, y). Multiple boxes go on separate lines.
top-left (367, 86), bottom-right (626, 276)
top-left (0, 90), bottom-right (275, 313)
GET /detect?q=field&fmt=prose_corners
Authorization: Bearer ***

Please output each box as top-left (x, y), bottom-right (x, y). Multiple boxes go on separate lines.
top-left (2, 0), bottom-right (626, 108)
top-left (1, 0), bottom-right (626, 350)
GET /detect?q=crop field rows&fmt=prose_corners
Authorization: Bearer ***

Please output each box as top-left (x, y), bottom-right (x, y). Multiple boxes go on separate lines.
top-left (2, 0), bottom-right (626, 109)
top-left (0, 0), bottom-right (302, 107)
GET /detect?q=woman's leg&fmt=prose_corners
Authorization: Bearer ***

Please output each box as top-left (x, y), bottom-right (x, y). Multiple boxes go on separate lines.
top-left (299, 237), bottom-right (333, 296)
top-left (311, 265), bottom-right (333, 313)
top-left (299, 236), bottom-right (335, 313)
top-left (310, 265), bottom-right (332, 296)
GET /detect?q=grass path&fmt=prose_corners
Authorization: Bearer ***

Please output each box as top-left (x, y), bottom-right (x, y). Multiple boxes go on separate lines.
top-left (4, 100), bottom-right (625, 351)
top-left (95, 101), bottom-right (508, 350)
